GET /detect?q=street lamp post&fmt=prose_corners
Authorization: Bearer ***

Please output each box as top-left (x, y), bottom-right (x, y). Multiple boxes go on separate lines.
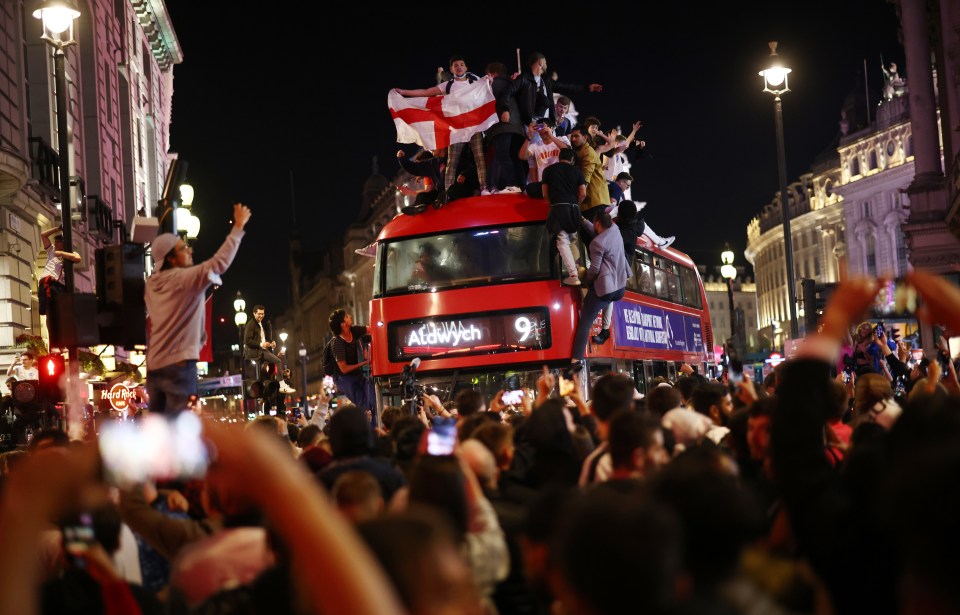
top-left (720, 244), bottom-right (738, 358)
top-left (759, 41), bottom-right (800, 340)
top-left (33, 0), bottom-right (81, 436)
top-left (176, 183), bottom-right (201, 241)
top-left (233, 291), bottom-right (247, 357)
top-left (299, 342), bottom-right (308, 411)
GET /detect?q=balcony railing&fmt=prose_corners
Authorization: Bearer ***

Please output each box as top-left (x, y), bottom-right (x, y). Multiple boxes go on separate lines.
top-left (88, 194), bottom-right (114, 241)
top-left (28, 137), bottom-right (60, 199)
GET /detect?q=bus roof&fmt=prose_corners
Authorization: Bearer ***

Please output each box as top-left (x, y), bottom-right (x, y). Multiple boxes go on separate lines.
top-left (377, 194), bottom-right (696, 268)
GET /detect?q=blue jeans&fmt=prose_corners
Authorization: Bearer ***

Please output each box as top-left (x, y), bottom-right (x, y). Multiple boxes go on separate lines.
top-left (147, 360), bottom-right (198, 414)
top-left (334, 372), bottom-right (376, 415)
top-left (572, 287), bottom-right (625, 359)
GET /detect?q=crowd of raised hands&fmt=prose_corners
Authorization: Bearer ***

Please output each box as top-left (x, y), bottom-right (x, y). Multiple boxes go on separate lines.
top-left (2, 269), bottom-right (960, 615)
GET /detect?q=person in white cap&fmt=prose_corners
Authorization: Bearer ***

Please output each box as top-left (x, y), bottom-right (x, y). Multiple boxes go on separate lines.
top-left (145, 203), bottom-right (251, 413)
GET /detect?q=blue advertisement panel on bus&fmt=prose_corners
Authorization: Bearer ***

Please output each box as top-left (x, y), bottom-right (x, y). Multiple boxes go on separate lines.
top-left (612, 300), bottom-right (704, 353)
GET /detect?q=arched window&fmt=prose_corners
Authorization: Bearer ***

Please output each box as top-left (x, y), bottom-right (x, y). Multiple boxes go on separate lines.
top-left (851, 157), bottom-right (861, 177)
top-left (865, 233), bottom-right (877, 275)
top-left (868, 150), bottom-right (878, 170)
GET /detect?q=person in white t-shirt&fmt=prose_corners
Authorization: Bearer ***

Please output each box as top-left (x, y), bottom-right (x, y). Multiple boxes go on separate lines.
top-left (519, 118), bottom-right (570, 197)
top-left (7, 351), bottom-right (38, 381)
top-left (37, 225), bottom-right (81, 317)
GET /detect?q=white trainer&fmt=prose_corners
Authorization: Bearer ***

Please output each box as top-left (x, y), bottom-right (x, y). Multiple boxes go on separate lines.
top-left (562, 275), bottom-right (582, 286)
top-left (658, 236), bottom-right (676, 249)
top-left (279, 381), bottom-right (296, 394)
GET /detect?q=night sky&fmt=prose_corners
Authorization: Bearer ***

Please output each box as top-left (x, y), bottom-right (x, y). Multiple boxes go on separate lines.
top-left (164, 1), bottom-right (902, 345)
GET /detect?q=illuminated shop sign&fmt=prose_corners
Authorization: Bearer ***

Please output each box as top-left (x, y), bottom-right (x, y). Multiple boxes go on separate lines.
top-left (390, 309), bottom-right (551, 361)
top-left (612, 301), bottom-right (704, 353)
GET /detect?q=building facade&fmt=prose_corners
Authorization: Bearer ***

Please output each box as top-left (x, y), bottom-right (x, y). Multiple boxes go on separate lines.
top-left (701, 272), bottom-right (761, 354)
top-left (0, 0), bottom-right (180, 359)
top-left (286, 159), bottom-right (412, 397)
top-left (834, 95), bottom-right (916, 278)
top-left (745, 161), bottom-right (846, 346)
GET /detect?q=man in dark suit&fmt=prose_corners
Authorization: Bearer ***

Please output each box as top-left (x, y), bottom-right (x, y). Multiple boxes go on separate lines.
top-left (244, 305), bottom-right (295, 393)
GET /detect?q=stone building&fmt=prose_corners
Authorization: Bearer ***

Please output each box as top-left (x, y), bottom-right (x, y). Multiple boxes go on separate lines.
top-left (0, 0), bottom-right (180, 358)
top-left (701, 270), bottom-right (761, 354)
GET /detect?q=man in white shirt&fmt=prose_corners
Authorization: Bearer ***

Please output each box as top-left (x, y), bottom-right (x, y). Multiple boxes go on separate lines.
top-left (7, 351), bottom-right (39, 381)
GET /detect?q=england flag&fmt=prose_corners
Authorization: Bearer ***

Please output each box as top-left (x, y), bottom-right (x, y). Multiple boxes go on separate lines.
top-left (388, 80), bottom-right (498, 151)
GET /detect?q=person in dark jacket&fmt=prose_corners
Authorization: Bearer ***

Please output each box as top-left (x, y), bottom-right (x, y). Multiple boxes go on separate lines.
top-left (513, 52), bottom-right (602, 127)
top-left (483, 62), bottom-right (526, 191)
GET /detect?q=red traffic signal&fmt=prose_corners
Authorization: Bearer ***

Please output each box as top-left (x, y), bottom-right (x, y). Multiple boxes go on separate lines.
top-left (38, 354), bottom-right (66, 404)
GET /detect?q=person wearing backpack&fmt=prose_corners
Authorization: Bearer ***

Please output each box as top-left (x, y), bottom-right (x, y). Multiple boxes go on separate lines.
top-left (328, 309), bottom-right (376, 423)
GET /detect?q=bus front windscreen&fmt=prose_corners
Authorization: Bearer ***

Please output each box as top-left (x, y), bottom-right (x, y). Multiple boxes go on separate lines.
top-left (379, 223), bottom-right (552, 295)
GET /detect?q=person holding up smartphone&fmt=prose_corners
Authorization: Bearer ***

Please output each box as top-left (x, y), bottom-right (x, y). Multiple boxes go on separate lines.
top-left (6, 351), bottom-right (38, 381)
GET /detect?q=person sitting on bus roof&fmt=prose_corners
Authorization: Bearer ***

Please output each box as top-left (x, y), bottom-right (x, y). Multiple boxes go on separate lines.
top-left (396, 148), bottom-right (444, 214)
top-left (541, 148), bottom-right (587, 286)
top-left (568, 213), bottom-right (629, 376)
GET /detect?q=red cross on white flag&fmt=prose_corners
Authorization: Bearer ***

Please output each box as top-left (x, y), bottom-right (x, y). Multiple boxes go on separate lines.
top-left (388, 80), bottom-right (498, 151)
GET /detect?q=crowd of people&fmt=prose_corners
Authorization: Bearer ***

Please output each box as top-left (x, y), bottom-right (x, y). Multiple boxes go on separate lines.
top-left (1, 270), bottom-right (959, 615)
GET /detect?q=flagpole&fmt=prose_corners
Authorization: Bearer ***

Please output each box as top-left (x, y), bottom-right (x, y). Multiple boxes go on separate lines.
top-left (516, 48), bottom-right (521, 74)
top-left (863, 57), bottom-right (871, 125)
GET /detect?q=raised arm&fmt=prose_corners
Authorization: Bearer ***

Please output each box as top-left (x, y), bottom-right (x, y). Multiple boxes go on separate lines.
top-left (40, 226), bottom-right (60, 249)
top-left (204, 424), bottom-right (406, 615)
top-left (394, 85), bottom-right (443, 98)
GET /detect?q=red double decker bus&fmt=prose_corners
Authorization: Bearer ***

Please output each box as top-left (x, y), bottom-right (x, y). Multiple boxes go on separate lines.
top-left (368, 193), bottom-right (714, 406)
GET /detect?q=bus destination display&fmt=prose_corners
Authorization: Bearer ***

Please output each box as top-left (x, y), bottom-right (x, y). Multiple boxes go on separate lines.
top-left (390, 309), bottom-right (550, 361)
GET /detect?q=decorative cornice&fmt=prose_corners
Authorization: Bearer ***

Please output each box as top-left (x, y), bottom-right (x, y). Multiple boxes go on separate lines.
top-left (130, 0), bottom-right (183, 70)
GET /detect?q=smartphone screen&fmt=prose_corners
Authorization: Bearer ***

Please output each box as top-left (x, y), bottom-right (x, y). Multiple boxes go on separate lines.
top-left (98, 412), bottom-right (209, 487)
top-left (874, 278), bottom-right (918, 317)
top-left (501, 390), bottom-right (524, 406)
top-left (62, 512), bottom-right (95, 567)
top-left (728, 359), bottom-right (744, 384)
top-left (427, 417), bottom-right (457, 456)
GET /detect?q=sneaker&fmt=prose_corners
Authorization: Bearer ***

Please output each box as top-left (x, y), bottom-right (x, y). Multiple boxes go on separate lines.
top-left (562, 275), bottom-right (581, 286)
top-left (480, 188), bottom-right (494, 196)
top-left (354, 242), bottom-right (377, 257)
top-left (500, 186), bottom-right (522, 193)
top-left (592, 329), bottom-right (610, 345)
top-left (657, 236), bottom-right (676, 249)
top-left (563, 359), bottom-right (584, 379)
top-left (279, 381), bottom-right (296, 394)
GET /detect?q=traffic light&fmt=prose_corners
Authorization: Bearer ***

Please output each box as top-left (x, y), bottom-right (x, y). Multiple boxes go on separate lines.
top-left (38, 354), bottom-right (66, 404)
top-left (244, 379), bottom-right (264, 399)
top-left (10, 380), bottom-right (41, 410)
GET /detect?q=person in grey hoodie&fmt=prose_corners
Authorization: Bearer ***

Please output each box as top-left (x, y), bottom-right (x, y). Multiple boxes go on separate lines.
top-left (145, 203), bottom-right (251, 413)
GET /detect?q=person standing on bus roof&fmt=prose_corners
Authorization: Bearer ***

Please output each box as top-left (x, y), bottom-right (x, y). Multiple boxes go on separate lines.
top-left (569, 125), bottom-right (609, 223)
top-left (329, 309), bottom-right (376, 421)
top-left (394, 55), bottom-right (491, 204)
top-left (145, 203), bottom-right (251, 414)
top-left (541, 148), bottom-right (586, 286)
top-left (569, 213), bottom-right (629, 376)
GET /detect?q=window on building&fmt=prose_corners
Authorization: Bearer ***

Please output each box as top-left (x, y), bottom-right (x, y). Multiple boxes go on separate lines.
top-left (851, 157), bottom-right (860, 176)
top-left (866, 233), bottom-right (877, 275)
top-left (861, 201), bottom-right (871, 218)
top-left (814, 256), bottom-right (821, 276)
top-left (869, 150), bottom-right (878, 170)
top-left (896, 227), bottom-right (908, 273)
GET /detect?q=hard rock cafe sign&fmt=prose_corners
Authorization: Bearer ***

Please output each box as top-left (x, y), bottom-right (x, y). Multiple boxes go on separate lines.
top-left (101, 383), bottom-right (135, 411)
